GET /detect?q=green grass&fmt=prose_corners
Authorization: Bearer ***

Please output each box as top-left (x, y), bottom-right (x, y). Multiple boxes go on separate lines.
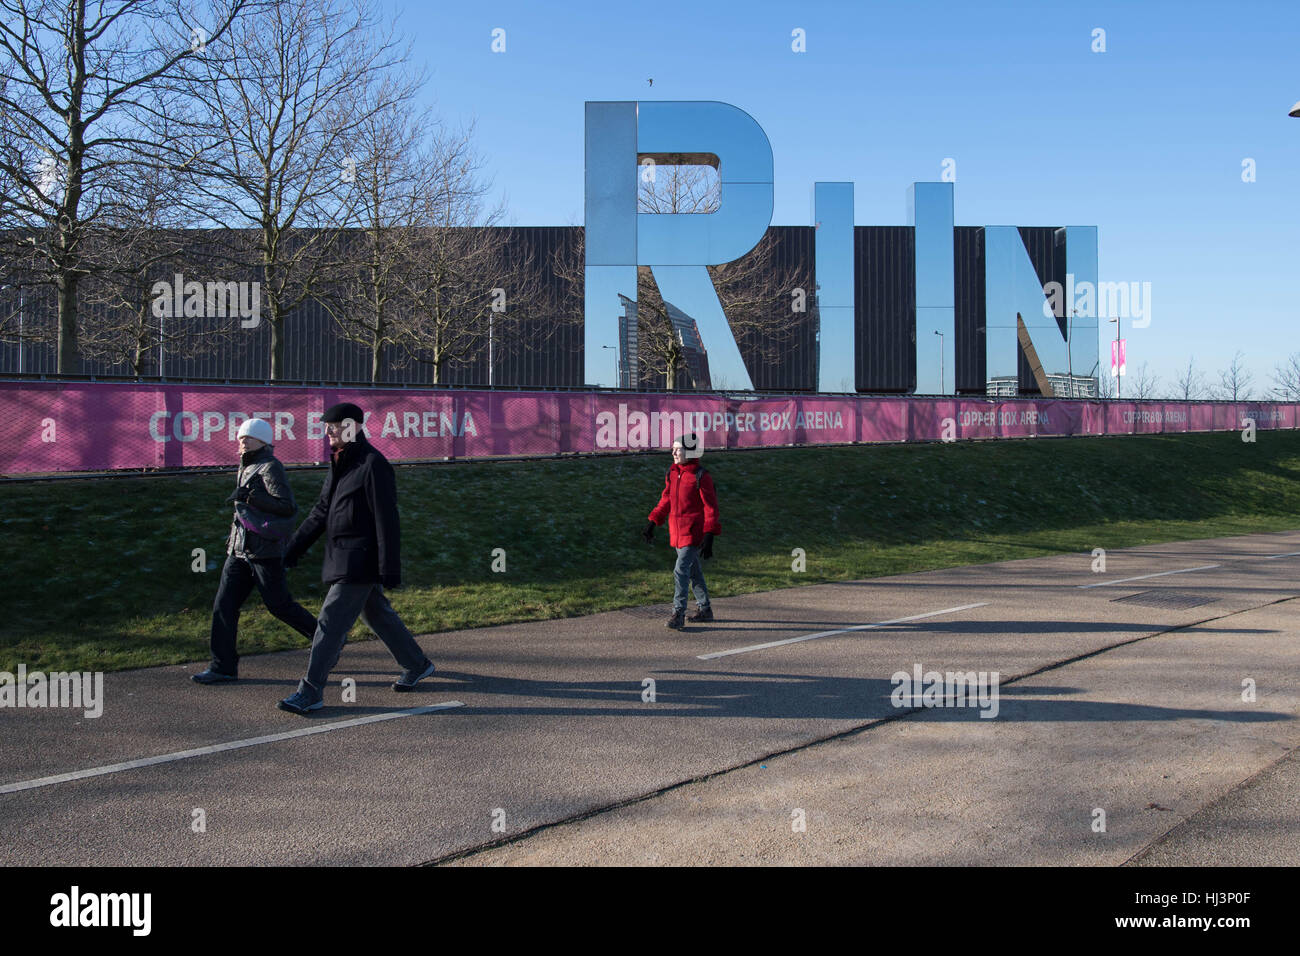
top-left (3, 430), bottom-right (1299, 673)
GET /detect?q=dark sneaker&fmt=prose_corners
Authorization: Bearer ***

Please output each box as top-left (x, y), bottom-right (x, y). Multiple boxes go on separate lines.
top-left (277, 681), bottom-right (324, 715)
top-left (666, 610), bottom-right (685, 629)
top-left (392, 658), bottom-right (436, 692)
top-left (192, 668), bottom-right (238, 684)
top-left (687, 606), bottom-right (714, 623)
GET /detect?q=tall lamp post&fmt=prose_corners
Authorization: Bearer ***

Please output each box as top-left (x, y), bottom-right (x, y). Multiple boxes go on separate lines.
top-left (1068, 308), bottom-right (1076, 396)
top-left (602, 344), bottom-right (618, 387)
top-left (933, 329), bottom-right (944, 394)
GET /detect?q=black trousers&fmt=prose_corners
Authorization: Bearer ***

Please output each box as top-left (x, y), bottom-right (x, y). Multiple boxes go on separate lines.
top-left (209, 554), bottom-right (317, 674)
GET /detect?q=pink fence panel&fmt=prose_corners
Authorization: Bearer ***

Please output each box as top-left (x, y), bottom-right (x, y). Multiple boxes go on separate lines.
top-left (0, 381), bottom-right (1296, 475)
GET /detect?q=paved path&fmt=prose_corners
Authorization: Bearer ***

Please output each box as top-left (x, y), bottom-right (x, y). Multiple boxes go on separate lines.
top-left (2, 531), bottom-right (1297, 866)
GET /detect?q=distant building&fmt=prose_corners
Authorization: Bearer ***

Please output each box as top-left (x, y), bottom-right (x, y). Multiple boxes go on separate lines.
top-left (663, 300), bottom-right (711, 390)
top-left (987, 373), bottom-right (1098, 398)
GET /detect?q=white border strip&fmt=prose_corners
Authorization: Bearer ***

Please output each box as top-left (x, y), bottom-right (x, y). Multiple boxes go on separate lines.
top-left (0, 701), bottom-right (464, 796)
top-left (1264, 551), bottom-right (1300, 560)
top-left (697, 604), bottom-right (989, 660)
top-left (1077, 564), bottom-right (1220, 589)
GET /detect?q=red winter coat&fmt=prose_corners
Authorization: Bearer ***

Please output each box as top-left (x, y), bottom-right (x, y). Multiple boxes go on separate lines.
top-left (648, 462), bottom-right (721, 548)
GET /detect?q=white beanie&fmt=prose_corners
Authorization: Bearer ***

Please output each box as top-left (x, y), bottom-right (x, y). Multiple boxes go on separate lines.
top-left (237, 417), bottom-right (274, 445)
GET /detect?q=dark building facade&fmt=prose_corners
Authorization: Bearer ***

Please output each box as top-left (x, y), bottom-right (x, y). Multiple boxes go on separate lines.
top-left (1, 223), bottom-right (1075, 394)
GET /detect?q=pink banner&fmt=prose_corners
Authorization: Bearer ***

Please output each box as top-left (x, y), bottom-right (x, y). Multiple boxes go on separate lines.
top-left (1, 381), bottom-right (1295, 475)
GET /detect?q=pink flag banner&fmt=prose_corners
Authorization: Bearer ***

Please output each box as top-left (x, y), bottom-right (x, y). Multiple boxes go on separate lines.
top-left (1, 380), bottom-right (1296, 475)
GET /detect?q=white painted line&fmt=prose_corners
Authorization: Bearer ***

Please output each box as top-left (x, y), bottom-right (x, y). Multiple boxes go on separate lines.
top-left (1077, 564), bottom-right (1220, 589)
top-left (697, 604), bottom-right (989, 660)
top-left (1264, 551), bottom-right (1300, 560)
top-left (0, 701), bottom-right (464, 796)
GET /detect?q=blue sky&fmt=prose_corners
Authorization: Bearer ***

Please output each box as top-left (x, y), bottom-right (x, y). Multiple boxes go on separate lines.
top-left (393, 0), bottom-right (1300, 394)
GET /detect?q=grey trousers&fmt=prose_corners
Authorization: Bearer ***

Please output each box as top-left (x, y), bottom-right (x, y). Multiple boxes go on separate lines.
top-left (304, 581), bottom-right (426, 690)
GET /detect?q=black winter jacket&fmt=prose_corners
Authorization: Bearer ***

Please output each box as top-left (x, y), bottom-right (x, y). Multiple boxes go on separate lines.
top-left (283, 435), bottom-right (402, 587)
top-left (226, 445), bottom-right (297, 560)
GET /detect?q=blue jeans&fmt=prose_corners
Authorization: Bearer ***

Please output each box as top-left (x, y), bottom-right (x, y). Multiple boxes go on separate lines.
top-left (302, 582), bottom-right (428, 692)
top-left (673, 546), bottom-right (710, 614)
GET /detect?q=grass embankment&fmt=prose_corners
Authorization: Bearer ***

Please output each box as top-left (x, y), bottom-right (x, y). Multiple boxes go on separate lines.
top-left (2, 430), bottom-right (1298, 673)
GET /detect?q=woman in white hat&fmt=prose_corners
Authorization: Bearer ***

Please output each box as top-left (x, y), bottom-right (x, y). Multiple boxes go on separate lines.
top-left (192, 417), bottom-right (318, 684)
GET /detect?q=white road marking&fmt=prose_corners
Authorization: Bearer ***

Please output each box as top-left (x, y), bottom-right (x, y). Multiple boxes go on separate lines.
top-left (697, 604), bottom-right (989, 660)
top-left (0, 701), bottom-right (464, 796)
top-left (1263, 551), bottom-right (1300, 560)
top-left (1077, 564), bottom-right (1220, 589)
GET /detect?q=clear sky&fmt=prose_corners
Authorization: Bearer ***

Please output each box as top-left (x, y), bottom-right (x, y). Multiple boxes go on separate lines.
top-left (391, 0), bottom-right (1300, 395)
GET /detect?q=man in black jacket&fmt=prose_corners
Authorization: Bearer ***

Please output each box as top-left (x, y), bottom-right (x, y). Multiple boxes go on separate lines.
top-left (277, 402), bottom-right (435, 714)
top-left (193, 417), bottom-right (318, 684)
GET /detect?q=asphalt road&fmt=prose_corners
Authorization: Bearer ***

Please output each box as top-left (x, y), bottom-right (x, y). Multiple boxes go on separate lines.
top-left (2, 530), bottom-right (1298, 866)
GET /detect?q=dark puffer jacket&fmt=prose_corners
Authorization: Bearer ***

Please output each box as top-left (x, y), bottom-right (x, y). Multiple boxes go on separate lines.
top-left (226, 445), bottom-right (298, 560)
top-left (282, 434), bottom-right (402, 587)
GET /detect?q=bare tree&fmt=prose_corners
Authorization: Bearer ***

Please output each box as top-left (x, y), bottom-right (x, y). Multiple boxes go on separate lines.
top-left (179, 0), bottom-right (410, 380)
top-left (1097, 370), bottom-right (1116, 399)
top-left (1271, 353), bottom-right (1300, 401)
top-left (0, 0), bottom-right (247, 372)
top-left (1216, 350), bottom-right (1254, 401)
top-left (316, 73), bottom-right (428, 383)
top-left (1173, 356), bottom-right (1207, 400)
top-left (79, 155), bottom-right (241, 374)
top-left (1128, 361), bottom-right (1160, 400)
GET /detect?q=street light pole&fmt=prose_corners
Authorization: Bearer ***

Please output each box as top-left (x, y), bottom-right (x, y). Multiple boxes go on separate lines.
top-left (934, 329), bottom-right (944, 394)
top-left (1068, 308), bottom-right (1075, 396)
top-left (601, 344), bottom-right (617, 387)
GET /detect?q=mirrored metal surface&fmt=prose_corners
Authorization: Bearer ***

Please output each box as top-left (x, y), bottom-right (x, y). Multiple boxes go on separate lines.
top-left (584, 265), bottom-right (637, 386)
top-left (916, 307), bottom-right (956, 395)
top-left (585, 102), bottom-right (637, 266)
top-left (637, 182), bottom-right (773, 266)
top-left (814, 182), bottom-right (854, 392)
top-left (985, 226), bottom-right (1067, 389)
top-left (651, 265), bottom-right (754, 391)
top-left (910, 183), bottom-right (955, 393)
top-left (1064, 226), bottom-right (1100, 387)
top-left (637, 101), bottom-right (774, 184)
top-left (909, 183), bottom-right (954, 308)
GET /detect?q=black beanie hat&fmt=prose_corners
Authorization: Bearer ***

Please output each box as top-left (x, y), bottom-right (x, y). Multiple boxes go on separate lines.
top-left (322, 402), bottom-right (364, 424)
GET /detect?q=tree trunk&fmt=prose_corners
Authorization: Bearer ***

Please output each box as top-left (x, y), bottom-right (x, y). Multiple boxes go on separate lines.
top-left (56, 274), bottom-right (79, 374)
top-left (371, 327), bottom-right (385, 383)
top-left (270, 309), bottom-right (284, 381)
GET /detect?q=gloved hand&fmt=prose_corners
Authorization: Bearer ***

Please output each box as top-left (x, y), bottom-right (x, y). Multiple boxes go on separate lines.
top-left (226, 484), bottom-right (251, 505)
top-left (700, 533), bottom-right (715, 560)
top-left (641, 521), bottom-right (655, 544)
top-left (381, 574), bottom-right (401, 590)
top-left (282, 551), bottom-right (300, 570)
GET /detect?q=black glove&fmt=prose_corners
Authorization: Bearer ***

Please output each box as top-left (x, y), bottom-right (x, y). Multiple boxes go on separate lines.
top-left (381, 574), bottom-right (401, 590)
top-left (282, 550), bottom-right (300, 570)
top-left (700, 533), bottom-right (715, 560)
top-left (226, 484), bottom-right (251, 505)
top-left (641, 521), bottom-right (656, 543)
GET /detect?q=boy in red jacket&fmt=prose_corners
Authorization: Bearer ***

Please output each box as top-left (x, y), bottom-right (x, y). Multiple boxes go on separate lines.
top-left (642, 433), bottom-right (721, 628)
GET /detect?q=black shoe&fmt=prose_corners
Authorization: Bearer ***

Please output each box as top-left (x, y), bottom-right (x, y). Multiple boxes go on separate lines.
top-left (277, 681), bottom-right (324, 715)
top-left (393, 658), bottom-right (436, 692)
top-left (192, 668), bottom-right (238, 684)
top-left (666, 610), bottom-right (685, 629)
top-left (687, 606), bottom-right (713, 623)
